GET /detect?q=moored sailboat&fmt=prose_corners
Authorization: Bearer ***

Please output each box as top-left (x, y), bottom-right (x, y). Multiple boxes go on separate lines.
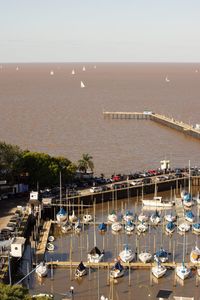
top-left (118, 245), bottom-right (135, 263)
top-left (110, 261), bottom-right (124, 278)
top-left (88, 246), bottom-right (104, 263)
top-left (75, 261), bottom-right (87, 278)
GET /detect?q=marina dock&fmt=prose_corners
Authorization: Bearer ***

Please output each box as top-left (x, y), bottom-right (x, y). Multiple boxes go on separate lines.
top-left (103, 111), bottom-right (200, 140)
top-left (46, 261), bottom-right (197, 270)
top-left (36, 220), bottom-right (52, 258)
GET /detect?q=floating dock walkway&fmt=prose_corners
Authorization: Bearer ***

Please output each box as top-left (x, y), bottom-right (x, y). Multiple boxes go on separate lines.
top-left (103, 111), bottom-right (200, 140)
top-left (47, 260), bottom-right (197, 270)
top-left (36, 220), bottom-right (52, 258)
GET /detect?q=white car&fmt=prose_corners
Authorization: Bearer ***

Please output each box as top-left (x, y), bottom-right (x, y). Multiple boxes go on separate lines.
top-left (90, 186), bottom-right (102, 193)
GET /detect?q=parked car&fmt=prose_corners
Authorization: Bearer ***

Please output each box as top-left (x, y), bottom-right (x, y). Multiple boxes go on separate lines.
top-left (90, 186), bottom-right (103, 193)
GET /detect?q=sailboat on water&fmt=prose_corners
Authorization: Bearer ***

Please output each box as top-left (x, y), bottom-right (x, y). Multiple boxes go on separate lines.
top-left (82, 66), bottom-right (86, 71)
top-left (56, 172), bottom-right (67, 223)
top-left (176, 234), bottom-right (190, 280)
top-left (165, 76), bottom-right (170, 82)
top-left (71, 69), bottom-right (75, 75)
top-left (80, 81), bottom-right (85, 88)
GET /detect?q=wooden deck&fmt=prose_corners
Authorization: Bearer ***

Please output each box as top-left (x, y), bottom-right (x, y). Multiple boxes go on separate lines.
top-left (36, 220), bottom-right (52, 257)
top-left (46, 260), bottom-right (198, 269)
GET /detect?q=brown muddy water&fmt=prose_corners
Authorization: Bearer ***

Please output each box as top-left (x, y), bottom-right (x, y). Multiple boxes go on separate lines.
top-left (0, 63), bottom-right (200, 175)
top-left (21, 190), bottom-right (200, 299)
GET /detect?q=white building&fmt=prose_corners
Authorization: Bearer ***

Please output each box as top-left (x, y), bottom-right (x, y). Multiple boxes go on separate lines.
top-left (10, 237), bottom-right (26, 257)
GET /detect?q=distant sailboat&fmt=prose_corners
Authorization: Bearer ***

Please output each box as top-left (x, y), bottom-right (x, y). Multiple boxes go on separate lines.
top-left (165, 76), bottom-right (170, 82)
top-left (71, 69), bottom-right (75, 75)
top-left (50, 70), bottom-right (54, 76)
top-left (195, 69), bottom-right (199, 73)
top-left (80, 81), bottom-right (85, 88)
top-left (94, 65), bottom-right (97, 69)
top-left (16, 66), bottom-right (19, 71)
top-left (82, 66), bottom-right (86, 71)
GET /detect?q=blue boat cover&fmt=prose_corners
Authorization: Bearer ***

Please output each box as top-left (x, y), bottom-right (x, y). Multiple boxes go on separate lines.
top-left (183, 193), bottom-right (192, 202)
top-left (193, 223), bottom-right (200, 229)
top-left (156, 248), bottom-right (168, 258)
top-left (57, 207), bottom-right (67, 215)
top-left (126, 220), bottom-right (133, 226)
top-left (166, 222), bottom-right (175, 230)
top-left (114, 261), bottom-right (124, 271)
top-left (98, 223), bottom-right (107, 231)
top-left (185, 211), bottom-right (194, 218)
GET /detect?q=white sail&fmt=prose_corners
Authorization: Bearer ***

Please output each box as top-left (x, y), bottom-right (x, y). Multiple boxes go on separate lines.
top-left (81, 81), bottom-right (85, 88)
top-left (165, 76), bottom-right (170, 82)
top-left (82, 66), bottom-right (86, 71)
top-left (71, 69), bottom-right (75, 75)
top-left (50, 70), bottom-right (54, 76)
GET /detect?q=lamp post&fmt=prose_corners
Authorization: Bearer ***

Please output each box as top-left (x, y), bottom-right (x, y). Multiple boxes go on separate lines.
top-left (70, 286), bottom-right (74, 300)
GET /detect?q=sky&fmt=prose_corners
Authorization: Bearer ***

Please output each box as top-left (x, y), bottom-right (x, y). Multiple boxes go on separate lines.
top-left (0, 0), bottom-right (200, 62)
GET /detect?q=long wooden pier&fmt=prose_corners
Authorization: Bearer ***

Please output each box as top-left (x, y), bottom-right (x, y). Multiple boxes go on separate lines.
top-left (46, 260), bottom-right (198, 270)
top-left (36, 220), bottom-right (52, 258)
top-left (103, 111), bottom-right (200, 140)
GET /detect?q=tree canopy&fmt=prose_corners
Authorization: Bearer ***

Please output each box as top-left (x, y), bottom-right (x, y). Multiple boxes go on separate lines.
top-left (77, 153), bottom-right (94, 173)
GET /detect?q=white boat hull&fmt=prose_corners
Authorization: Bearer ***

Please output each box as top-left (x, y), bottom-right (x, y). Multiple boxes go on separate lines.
top-left (56, 214), bottom-right (67, 223)
top-left (88, 253), bottom-right (104, 263)
top-left (139, 252), bottom-right (152, 263)
top-left (36, 263), bottom-right (48, 277)
top-left (137, 223), bottom-right (148, 233)
top-left (110, 269), bottom-right (124, 278)
top-left (152, 265), bottom-right (167, 278)
top-left (111, 222), bottom-right (122, 232)
top-left (178, 223), bottom-right (190, 232)
top-left (119, 249), bottom-right (135, 263)
top-left (176, 265), bottom-right (190, 280)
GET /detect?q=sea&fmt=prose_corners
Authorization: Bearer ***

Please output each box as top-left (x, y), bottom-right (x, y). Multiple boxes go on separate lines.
top-left (1, 63), bottom-right (200, 299)
top-left (0, 63), bottom-right (200, 176)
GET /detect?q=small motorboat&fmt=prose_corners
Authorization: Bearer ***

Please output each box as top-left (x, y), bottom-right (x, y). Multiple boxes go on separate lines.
top-left (185, 211), bottom-right (195, 223)
top-left (69, 210), bottom-right (77, 223)
top-left (88, 246), bottom-right (104, 263)
top-left (165, 221), bottom-right (176, 234)
top-left (56, 207), bottom-right (67, 223)
top-left (118, 245), bottom-right (135, 263)
top-left (138, 212), bottom-right (149, 223)
top-left (110, 261), bottom-right (124, 278)
top-left (36, 262), bottom-right (48, 278)
top-left (111, 222), bottom-right (122, 232)
top-left (107, 211), bottom-right (118, 223)
top-left (125, 220), bottom-right (135, 233)
top-left (48, 236), bottom-right (54, 242)
top-left (61, 221), bottom-right (73, 233)
top-left (137, 221), bottom-right (148, 233)
top-left (98, 222), bottom-right (107, 232)
top-left (190, 246), bottom-right (200, 264)
top-left (154, 248), bottom-right (168, 263)
top-left (176, 263), bottom-right (190, 280)
top-left (165, 213), bottom-right (177, 223)
top-left (178, 222), bottom-right (190, 233)
top-left (138, 251), bottom-right (152, 263)
top-left (46, 242), bottom-right (54, 252)
top-left (150, 210), bottom-right (161, 225)
top-left (192, 223), bottom-right (200, 234)
top-left (83, 214), bottom-right (93, 224)
top-left (123, 210), bottom-right (134, 222)
top-left (75, 261), bottom-right (87, 277)
top-left (152, 262), bottom-right (167, 278)
top-left (142, 196), bottom-right (173, 208)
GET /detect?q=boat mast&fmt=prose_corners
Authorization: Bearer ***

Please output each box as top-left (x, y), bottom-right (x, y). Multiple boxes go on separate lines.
top-left (188, 160), bottom-right (191, 194)
top-left (60, 171), bottom-right (62, 207)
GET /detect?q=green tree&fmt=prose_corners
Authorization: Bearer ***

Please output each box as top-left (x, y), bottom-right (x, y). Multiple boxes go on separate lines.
top-left (0, 141), bottom-right (22, 184)
top-left (78, 153), bottom-right (94, 173)
top-left (0, 283), bottom-right (31, 300)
